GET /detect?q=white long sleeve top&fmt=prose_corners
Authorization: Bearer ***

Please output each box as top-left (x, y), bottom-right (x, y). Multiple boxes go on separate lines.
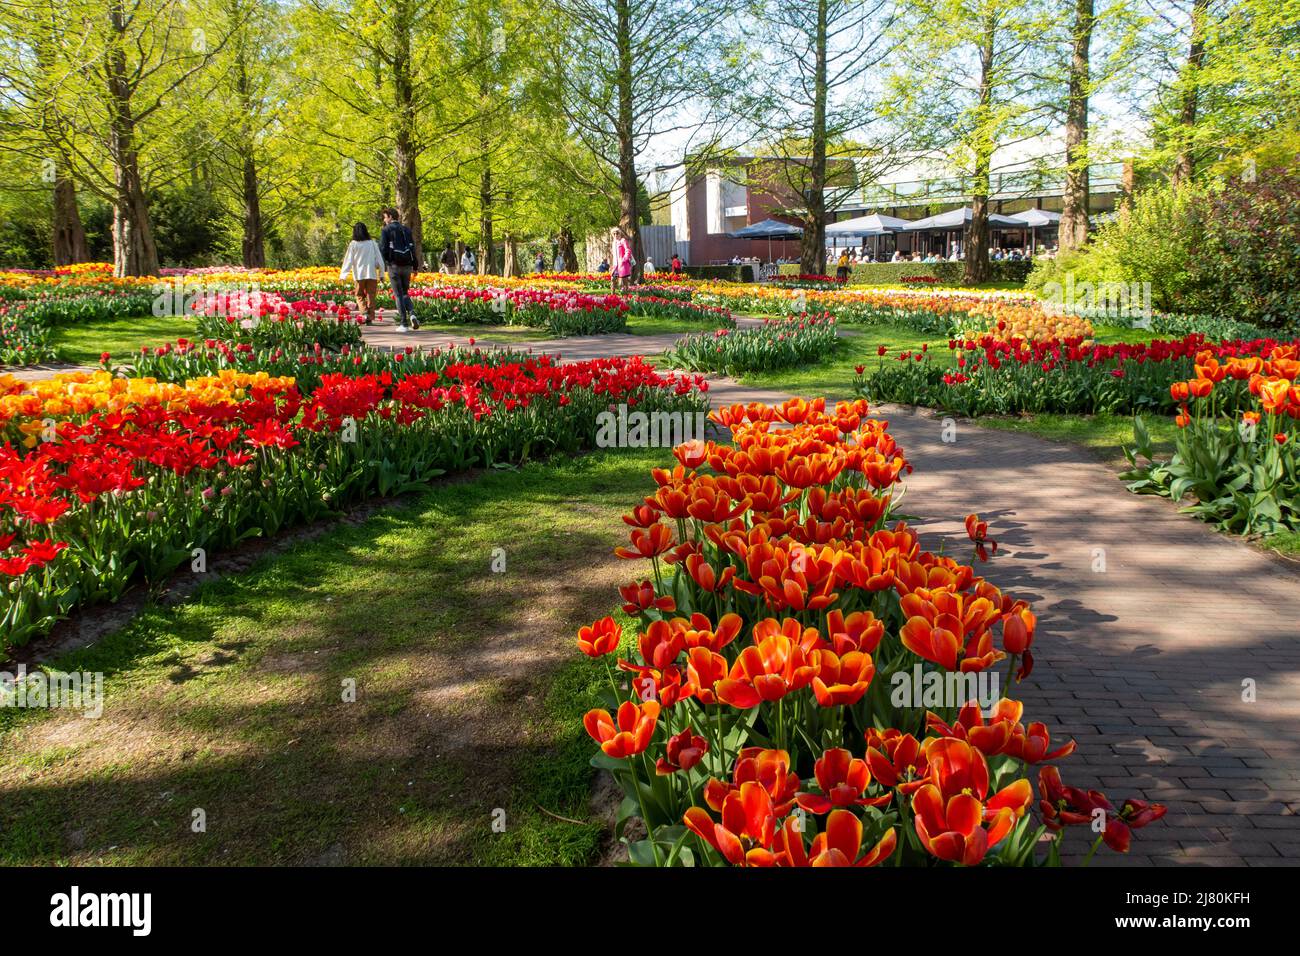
top-left (340, 239), bottom-right (386, 281)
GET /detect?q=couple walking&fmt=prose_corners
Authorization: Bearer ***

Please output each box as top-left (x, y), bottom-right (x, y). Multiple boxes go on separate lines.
top-left (339, 208), bottom-right (421, 331)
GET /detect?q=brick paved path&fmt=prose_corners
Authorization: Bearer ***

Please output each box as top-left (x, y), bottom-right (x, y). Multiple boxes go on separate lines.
top-left (703, 378), bottom-right (1300, 866)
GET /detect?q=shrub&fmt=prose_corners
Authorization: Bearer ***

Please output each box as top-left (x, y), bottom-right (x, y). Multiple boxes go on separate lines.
top-left (1028, 166), bottom-right (1300, 329)
top-left (679, 264), bottom-right (756, 283)
top-left (1200, 167), bottom-right (1300, 328)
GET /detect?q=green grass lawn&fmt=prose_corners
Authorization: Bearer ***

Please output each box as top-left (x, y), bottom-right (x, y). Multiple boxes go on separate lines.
top-left (50, 315), bottom-right (195, 365)
top-left (624, 313), bottom-right (732, 337)
top-left (0, 448), bottom-right (671, 866)
top-left (735, 323), bottom-right (956, 399)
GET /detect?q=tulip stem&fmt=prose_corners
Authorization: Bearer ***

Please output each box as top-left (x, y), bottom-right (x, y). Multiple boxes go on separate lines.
top-left (637, 752), bottom-right (664, 866)
top-left (1081, 833), bottom-right (1104, 868)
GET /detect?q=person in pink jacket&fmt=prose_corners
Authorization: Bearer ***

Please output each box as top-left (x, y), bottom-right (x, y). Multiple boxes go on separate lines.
top-left (610, 227), bottom-right (634, 292)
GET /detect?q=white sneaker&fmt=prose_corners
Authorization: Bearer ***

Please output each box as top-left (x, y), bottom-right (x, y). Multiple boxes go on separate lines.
top-left (395, 325), bottom-right (409, 334)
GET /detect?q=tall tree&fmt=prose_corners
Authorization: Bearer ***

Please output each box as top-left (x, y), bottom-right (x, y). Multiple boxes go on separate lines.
top-left (205, 0), bottom-right (297, 268)
top-left (887, 0), bottom-right (1057, 283)
top-left (298, 0), bottom-right (455, 266)
top-left (543, 0), bottom-right (739, 280)
top-left (13, 0), bottom-right (237, 275)
top-left (1171, 0), bottom-right (1210, 185)
top-left (734, 0), bottom-right (903, 274)
top-left (1059, 0), bottom-right (1094, 251)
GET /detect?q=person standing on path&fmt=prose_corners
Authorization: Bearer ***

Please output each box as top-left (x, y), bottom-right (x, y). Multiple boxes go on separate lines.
top-left (340, 222), bottom-right (386, 325)
top-left (610, 227), bottom-right (633, 293)
top-left (380, 207), bottom-right (420, 331)
top-left (439, 243), bottom-right (456, 274)
top-left (460, 247), bottom-right (476, 274)
top-left (535, 251), bottom-right (546, 273)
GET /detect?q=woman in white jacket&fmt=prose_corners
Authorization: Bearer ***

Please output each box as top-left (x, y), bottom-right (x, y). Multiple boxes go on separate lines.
top-left (340, 223), bottom-right (387, 325)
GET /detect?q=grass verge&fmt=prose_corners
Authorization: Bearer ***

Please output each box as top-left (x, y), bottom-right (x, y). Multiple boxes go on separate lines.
top-left (51, 315), bottom-right (195, 365)
top-left (0, 448), bottom-right (670, 865)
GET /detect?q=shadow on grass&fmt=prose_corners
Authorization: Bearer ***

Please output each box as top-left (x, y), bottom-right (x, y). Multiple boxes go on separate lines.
top-left (0, 448), bottom-right (671, 866)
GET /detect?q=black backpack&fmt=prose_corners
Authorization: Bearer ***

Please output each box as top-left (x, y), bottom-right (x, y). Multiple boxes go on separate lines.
top-left (388, 224), bottom-right (416, 267)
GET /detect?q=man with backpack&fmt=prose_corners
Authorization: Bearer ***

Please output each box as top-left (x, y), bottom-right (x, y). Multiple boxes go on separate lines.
top-left (380, 208), bottom-right (420, 331)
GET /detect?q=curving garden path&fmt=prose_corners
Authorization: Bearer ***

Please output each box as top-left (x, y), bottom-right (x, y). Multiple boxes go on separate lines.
top-left (365, 312), bottom-right (1300, 867)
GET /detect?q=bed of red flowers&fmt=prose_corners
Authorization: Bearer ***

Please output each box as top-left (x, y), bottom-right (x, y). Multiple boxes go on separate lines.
top-left (408, 285), bottom-right (630, 335)
top-left (0, 356), bottom-right (706, 649)
top-left (578, 397), bottom-right (1166, 866)
top-left (860, 332), bottom-right (1300, 417)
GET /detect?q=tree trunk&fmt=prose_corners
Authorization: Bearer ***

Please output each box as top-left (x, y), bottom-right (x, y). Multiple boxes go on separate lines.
top-left (800, 0), bottom-right (830, 275)
top-left (1172, 0), bottom-right (1209, 187)
top-left (499, 236), bottom-right (514, 280)
top-left (1119, 158), bottom-right (1135, 222)
top-left (557, 226), bottom-right (578, 272)
top-left (615, 0), bottom-right (642, 280)
top-left (107, 2), bottom-right (158, 277)
top-left (52, 175), bottom-right (89, 266)
top-left (964, 17), bottom-right (996, 285)
top-left (233, 54), bottom-right (265, 268)
top-left (478, 143), bottom-right (494, 275)
top-left (392, 6), bottom-right (424, 267)
top-left (241, 150), bottom-right (265, 268)
top-left (1060, 0), bottom-right (1093, 252)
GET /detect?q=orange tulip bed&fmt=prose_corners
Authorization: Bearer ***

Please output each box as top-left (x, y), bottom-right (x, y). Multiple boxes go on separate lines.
top-left (579, 397), bottom-right (1166, 866)
top-left (1124, 344), bottom-right (1300, 536)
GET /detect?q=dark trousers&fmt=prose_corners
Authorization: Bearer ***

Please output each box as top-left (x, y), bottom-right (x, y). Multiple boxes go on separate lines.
top-left (389, 265), bottom-right (413, 324)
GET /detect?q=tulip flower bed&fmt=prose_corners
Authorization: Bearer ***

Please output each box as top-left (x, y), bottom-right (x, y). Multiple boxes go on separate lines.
top-left (0, 358), bottom-right (706, 648)
top-left (666, 315), bottom-right (839, 375)
top-left (858, 333), bottom-right (1299, 418)
top-left (579, 397), bottom-right (1166, 866)
top-left (190, 292), bottom-right (365, 351)
top-left (693, 284), bottom-right (1079, 338)
top-left (625, 295), bottom-right (735, 328)
top-left (0, 291), bottom-right (158, 327)
top-left (408, 286), bottom-right (629, 335)
top-left (122, 338), bottom-right (513, 392)
top-left (1123, 344), bottom-right (1300, 536)
top-left (0, 314), bottom-right (60, 366)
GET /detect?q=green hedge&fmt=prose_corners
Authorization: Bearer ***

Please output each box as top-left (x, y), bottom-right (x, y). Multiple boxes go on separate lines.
top-left (777, 260), bottom-right (1031, 286)
top-left (679, 264), bottom-right (755, 283)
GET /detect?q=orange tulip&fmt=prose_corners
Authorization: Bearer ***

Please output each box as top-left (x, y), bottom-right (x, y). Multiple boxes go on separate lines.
top-left (776, 811), bottom-right (896, 867)
top-left (614, 522), bottom-right (675, 560)
top-left (576, 616), bottom-right (620, 657)
top-left (618, 579), bottom-right (676, 615)
top-left (809, 649), bottom-right (875, 707)
top-left (582, 700), bottom-right (661, 758)
top-left (715, 634), bottom-right (817, 707)
top-left (912, 784), bottom-right (1013, 866)
top-left (684, 781), bottom-right (778, 866)
top-left (704, 747), bottom-right (799, 815)
top-left (1005, 721), bottom-right (1077, 764)
top-left (795, 748), bottom-right (890, 814)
